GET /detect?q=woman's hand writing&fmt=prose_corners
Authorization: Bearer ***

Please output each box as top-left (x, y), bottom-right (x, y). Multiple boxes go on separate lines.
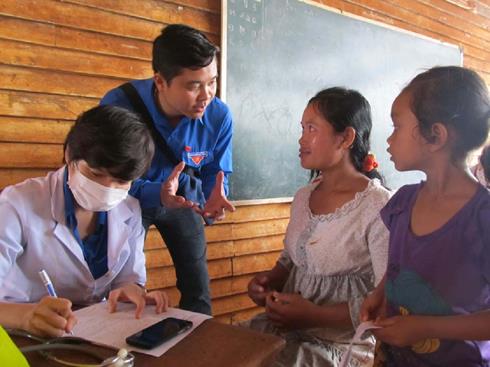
top-left (22, 296), bottom-right (77, 337)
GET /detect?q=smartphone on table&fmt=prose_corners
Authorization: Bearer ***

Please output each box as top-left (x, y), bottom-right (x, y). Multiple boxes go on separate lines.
top-left (125, 317), bottom-right (193, 349)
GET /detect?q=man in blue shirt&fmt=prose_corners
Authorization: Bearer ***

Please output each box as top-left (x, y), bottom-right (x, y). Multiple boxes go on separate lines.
top-left (100, 24), bottom-right (235, 315)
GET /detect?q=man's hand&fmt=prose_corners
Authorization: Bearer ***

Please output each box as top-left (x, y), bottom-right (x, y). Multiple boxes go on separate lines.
top-left (201, 171), bottom-right (235, 221)
top-left (160, 162), bottom-right (196, 209)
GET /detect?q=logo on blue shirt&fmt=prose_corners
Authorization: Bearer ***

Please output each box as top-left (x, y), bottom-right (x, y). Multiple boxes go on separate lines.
top-left (187, 151), bottom-right (209, 166)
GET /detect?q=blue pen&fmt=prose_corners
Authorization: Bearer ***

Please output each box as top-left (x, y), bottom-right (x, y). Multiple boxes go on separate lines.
top-left (38, 269), bottom-right (74, 335)
top-left (39, 269), bottom-right (58, 297)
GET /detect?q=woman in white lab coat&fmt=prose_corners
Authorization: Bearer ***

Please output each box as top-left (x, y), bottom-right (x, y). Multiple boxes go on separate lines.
top-left (0, 106), bottom-right (192, 337)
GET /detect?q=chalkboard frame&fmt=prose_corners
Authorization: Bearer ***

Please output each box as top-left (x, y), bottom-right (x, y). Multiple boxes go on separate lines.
top-left (220, 0), bottom-right (462, 204)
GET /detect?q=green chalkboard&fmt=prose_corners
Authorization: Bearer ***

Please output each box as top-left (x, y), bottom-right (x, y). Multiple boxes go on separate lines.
top-left (223, 0), bottom-right (462, 200)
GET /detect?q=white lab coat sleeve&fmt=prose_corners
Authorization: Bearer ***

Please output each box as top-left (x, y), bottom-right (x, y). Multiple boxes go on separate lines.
top-left (0, 198), bottom-right (26, 289)
top-left (111, 213), bottom-right (147, 290)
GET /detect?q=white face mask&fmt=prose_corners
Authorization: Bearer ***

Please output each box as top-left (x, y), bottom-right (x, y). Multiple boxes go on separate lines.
top-left (67, 165), bottom-right (129, 212)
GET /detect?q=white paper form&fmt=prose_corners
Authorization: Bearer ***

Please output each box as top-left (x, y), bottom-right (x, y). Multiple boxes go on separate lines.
top-left (72, 302), bottom-right (211, 357)
top-left (339, 321), bottom-right (382, 367)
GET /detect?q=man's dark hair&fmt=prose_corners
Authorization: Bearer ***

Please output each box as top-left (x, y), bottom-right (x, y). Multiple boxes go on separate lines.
top-left (64, 105), bottom-right (155, 181)
top-left (152, 24), bottom-right (219, 83)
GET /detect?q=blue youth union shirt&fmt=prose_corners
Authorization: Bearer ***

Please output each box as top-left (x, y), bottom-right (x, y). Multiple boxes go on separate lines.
top-left (100, 78), bottom-right (233, 209)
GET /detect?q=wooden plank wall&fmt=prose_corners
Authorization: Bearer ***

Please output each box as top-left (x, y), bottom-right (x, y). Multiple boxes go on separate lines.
top-left (0, 0), bottom-right (489, 324)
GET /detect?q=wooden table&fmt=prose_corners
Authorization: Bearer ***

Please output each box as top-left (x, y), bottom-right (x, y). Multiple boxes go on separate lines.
top-left (14, 319), bottom-right (285, 366)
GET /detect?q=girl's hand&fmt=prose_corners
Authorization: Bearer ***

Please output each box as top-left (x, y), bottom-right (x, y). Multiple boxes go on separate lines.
top-left (360, 287), bottom-right (386, 322)
top-left (248, 272), bottom-right (272, 306)
top-left (265, 291), bottom-right (318, 329)
top-left (108, 284), bottom-right (169, 319)
top-left (373, 315), bottom-right (429, 347)
top-left (22, 296), bottom-right (77, 337)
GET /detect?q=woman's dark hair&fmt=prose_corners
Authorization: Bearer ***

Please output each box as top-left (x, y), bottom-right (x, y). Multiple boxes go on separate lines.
top-left (480, 145), bottom-right (490, 182)
top-left (152, 24), bottom-right (219, 83)
top-left (64, 105), bottom-right (154, 181)
top-left (402, 66), bottom-right (490, 161)
top-left (308, 87), bottom-right (383, 182)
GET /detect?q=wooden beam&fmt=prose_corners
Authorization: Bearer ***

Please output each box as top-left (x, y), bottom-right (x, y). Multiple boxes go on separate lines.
top-left (0, 90), bottom-right (96, 120)
top-left (0, 142), bottom-right (63, 168)
top-left (65, 0), bottom-right (219, 35)
top-left (0, 15), bottom-right (152, 60)
top-left (0, 116), bottom-right (72, 144)
top-left (0, 168), bottom-right (51, 189)
top-left (0, 65), bottom-right (123, 98)
top-left (0, 39), bottom-right (151, 79)
top-left (232, 252), bottom-right (281, 276)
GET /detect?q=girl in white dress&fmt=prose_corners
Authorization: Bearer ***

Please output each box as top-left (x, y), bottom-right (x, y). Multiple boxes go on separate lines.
top-left (247, 87), bottom-right (391, 367)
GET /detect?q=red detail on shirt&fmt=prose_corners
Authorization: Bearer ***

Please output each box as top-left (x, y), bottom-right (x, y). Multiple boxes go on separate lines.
top-left (190, 155), bottom-right (205, 165)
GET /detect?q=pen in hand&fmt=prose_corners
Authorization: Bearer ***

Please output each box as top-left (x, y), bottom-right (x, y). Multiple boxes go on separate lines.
top-left (39, 269), bottom-right (58, 297)
top-left (38, 269), bottom-right (74, 335)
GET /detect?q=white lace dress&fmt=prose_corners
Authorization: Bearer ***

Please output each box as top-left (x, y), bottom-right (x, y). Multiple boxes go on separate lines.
top-left (247, 179), bottom-right (391, 367)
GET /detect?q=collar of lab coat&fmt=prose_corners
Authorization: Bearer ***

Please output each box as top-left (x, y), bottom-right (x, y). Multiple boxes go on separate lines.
top-left (49, 167), bottom-right (134, 275)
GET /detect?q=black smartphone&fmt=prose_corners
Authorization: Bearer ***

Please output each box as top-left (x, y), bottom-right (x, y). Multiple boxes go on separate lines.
top-left (125, 317), bottom-right (193, 349)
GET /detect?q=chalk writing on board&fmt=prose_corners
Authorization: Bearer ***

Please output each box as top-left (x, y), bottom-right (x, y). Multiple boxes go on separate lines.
top-left (228, 0), bottom-right (263, 47)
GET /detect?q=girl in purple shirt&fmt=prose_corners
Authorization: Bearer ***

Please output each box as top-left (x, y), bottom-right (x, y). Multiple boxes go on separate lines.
top-left (361, 66), bottom-right (490, 366)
